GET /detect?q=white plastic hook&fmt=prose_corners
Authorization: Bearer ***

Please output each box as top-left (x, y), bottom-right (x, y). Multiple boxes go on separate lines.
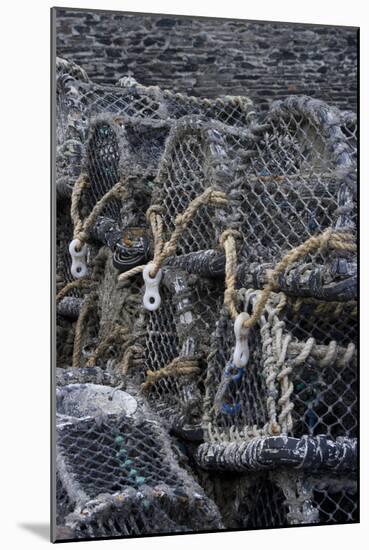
top-left (233, 312), bottom-right (250, 368)
top-left (143, 263), bottom-right (162, 311)
top-left (69, 239), bottom-right (88, 279)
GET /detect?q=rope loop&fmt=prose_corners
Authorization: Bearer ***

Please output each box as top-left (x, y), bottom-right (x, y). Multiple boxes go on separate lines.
top-left (139, 186), bottom-right (228, 304)
top-left (69, 175), bottom-right (126, 278)
top-left (219, 229), bottom-right (242, 249)
top-left (146, 204), bottom-right (164, 223)
top-left (220, 227), bottom-right (356, 330)
top-left (56, 278), bottom-right (97, 303)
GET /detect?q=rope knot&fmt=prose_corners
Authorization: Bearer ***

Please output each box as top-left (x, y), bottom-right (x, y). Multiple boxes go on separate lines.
top-left (219, 229), bottom-right (242, 248)
top-left (74, 231), bottom-right (88, 246)
top-left (146, 204), bottom-right (164, 223)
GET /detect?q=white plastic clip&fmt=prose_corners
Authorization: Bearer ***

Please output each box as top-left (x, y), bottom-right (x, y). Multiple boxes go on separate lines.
top-left (69, 239), bottom-right (88, 279)
top-left (143, 263), bottom-right (162, 311)
top-left (233, 312), bottom-right (250, 368)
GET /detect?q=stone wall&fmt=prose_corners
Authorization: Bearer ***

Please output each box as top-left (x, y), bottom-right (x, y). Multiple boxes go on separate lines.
top-left (55, 8), bottom-right (358, 112)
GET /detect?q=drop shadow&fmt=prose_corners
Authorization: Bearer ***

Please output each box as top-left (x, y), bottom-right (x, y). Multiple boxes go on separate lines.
top-left (18, 523), bottom-right (49, 541)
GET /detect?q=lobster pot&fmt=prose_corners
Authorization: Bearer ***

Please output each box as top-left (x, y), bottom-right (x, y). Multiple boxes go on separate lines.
top-left (152, 118), bottom-right (234, 256)
top-left (270, 471), bottom-right (358, 526)
top-left (56, 59), bottom-right (89, 198)
top-left (58, 252), bottom-right (147, 372)
top-left (340, 111), bottom-right (357, 167)
top-left (202, 298), bottom-right (268, 443)
top-left (339, 110), bottom-right (357, 239)
top-left (64, 115), bottom-right (155, 280)
top-left (129, 269), bottom-right (223, 439)
top-left (229, 471), bottom-right (358, 528)
top-left (194, 469), bottom-right (289, 530)
top-left (57, 58), bottom-right (253, 128)
top-left (229, 97), bottom-right (357, 292)
top-left (196, 290), bottom-right (357, 532)
top-left (280, 298), bottom-right (357, 439)
top-left (56, 58), bottom-right (253, 198)
top-left (56, 384), bottom-right (223, 538)
top-left (85, 114), bottom-right (171, 202)
top-left (202, 290), bottom-right (357, 444)
top-left (244, 475), bottom-right (289, 529)
top-left (305, 475), bottom-right (357, 524)
top-left (56, 291), bottom-right (100, 370)
top-left (56, 116), bottom-right (124, 291)
top-left (79, 117), bottom-right (123, 223)
top-left (56, 203), bottom-right (101, 372)
top-left (195, 467), bottom-right (356, 529)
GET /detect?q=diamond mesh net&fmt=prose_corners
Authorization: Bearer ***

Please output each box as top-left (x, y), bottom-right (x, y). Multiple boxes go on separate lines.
top-left (202, 290), bottom-right (357, 442)
top-left (55, 58), bottom-right (357, 539)
top-left (129, 272), bottom-right (224, 437)
top-left (230, 99), bottom-right (357, 280)
top-left (56, 384), bottom-right (223, 538)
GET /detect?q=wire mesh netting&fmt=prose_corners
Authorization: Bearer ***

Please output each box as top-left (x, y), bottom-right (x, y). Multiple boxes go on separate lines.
top-left (201, 290), bottom-right (357, 443)
top-left (129, 272), bottom-right (224, 438)
top-left (55, 58), bottom-right (357, 539)
top-left (56, 57), bottom-right (254, 200)
top-left (56, 384), bottom-right (223, 538)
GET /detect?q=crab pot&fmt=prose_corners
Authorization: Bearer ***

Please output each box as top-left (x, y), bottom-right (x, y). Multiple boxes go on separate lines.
top-left (56, 60), bottom-right (89, 198)
top-left (56, 59), bottom-right (253, 199)
top-left (231, 97), bottom-right (356, 264)
top-left (56, 290), bottom-right (100, 371)
top-left (57, 59), bottom-right (253, 131)
top-left (201, 296), bottom-right (267, 443)
top-left (199, 290), bottom-right (357, 463)
top-left (280, 299), bottom-right (357, 440)
top-left (192, 469), bottom-right (290, 530)
top-left (151, 116), bottom-right (239, 256)
top-left (56, 384), bottom-right (223, 538)
top-left (127, 269), bottom-right (223, 440)
top-left (258, 471), bottom-right (358, 527)
top-left (194, 466), bottom-right (356, 530)
top-left (306, 475), bottom-right (358, 524)
top-left (244, 475), bottom-right (290, 528)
